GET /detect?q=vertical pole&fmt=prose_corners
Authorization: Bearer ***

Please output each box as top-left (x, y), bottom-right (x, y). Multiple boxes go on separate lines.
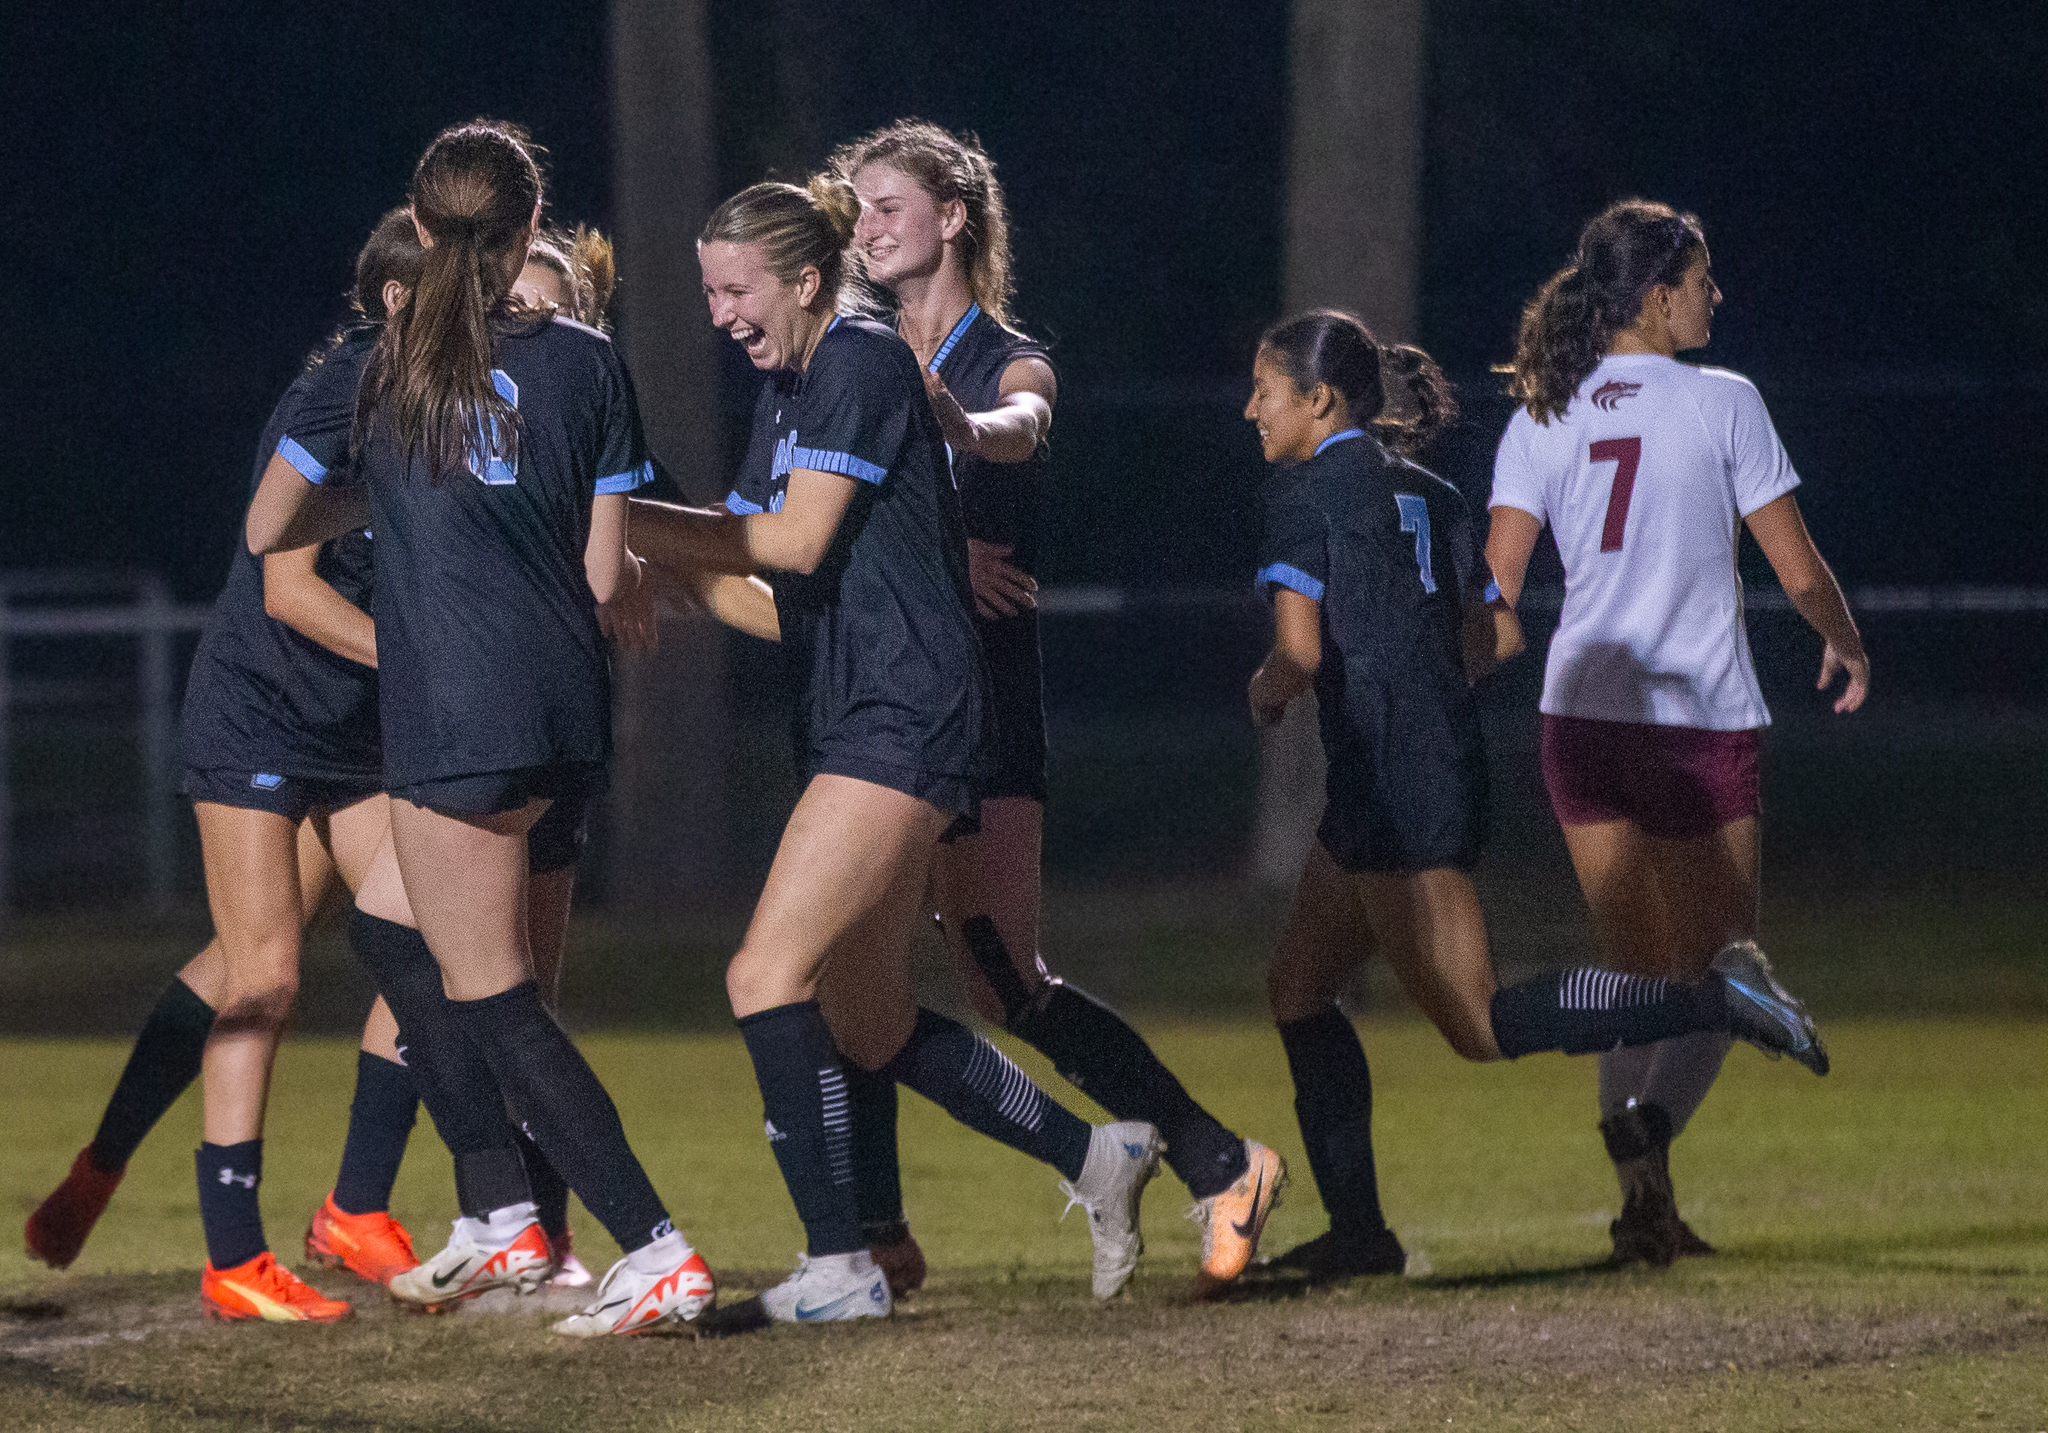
top-left (139, 575), bottom-right (175, 911)
top-left (607, 0), bottom-right (735, 911)
top-left (1253, 0), bottom-right (1427, 884)
top-left (0, 587), bottom-right (12, 924)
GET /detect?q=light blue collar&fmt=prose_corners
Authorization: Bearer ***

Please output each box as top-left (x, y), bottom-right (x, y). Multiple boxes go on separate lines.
top-left (926, 303), bottom-right (981, 374)
top-left (1314, 428), bottom-right (1366, 457)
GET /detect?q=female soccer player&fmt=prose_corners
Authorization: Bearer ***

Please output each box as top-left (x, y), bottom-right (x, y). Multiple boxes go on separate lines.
top-left (1486, 200), bottom-right (1868, 1266)
top-left (831, 118), bottom-right (1283, 1300)
top-left (149, 209), bottom-right (426, 1322)
top-left (1242, 309), bottom-right (1829, 1282)
top-left (248, 121), bottom-right (712, 1337)
top-left (628, 174), bottom-right (1162, 1319)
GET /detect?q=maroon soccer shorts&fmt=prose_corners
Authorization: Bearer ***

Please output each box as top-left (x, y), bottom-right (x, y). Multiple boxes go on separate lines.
top-left (1540, 714), bottom-right (1761, 839)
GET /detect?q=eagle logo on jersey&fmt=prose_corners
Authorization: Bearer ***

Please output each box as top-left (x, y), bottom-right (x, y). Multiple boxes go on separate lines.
top-left (1591, 379), bottom-right (1643, 411)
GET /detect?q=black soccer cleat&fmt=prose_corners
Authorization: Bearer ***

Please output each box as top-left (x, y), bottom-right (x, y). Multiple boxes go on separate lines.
top-left (1255, 1225), bottom-right (1407, 1283)
top-left (1713, 940), bottom-right (1829, 1075)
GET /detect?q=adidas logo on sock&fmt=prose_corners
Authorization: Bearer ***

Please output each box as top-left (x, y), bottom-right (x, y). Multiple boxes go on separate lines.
top-left (764, 1119), bottom-right (787, 1143)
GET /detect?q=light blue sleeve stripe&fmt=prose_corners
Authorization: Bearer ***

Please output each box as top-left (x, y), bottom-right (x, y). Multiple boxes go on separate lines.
top-left (1257, 563), bottom-right (1325, 601)
top-left (1483, 578), bottom-right (1502, 603)
top-left (277, 436), bottom-right (329, 483)
top-left (594, 459), bottom-right (655, 495)
top-left (724, 490), bottom-right (765, 515)
top-left (791, 446), bottom-right (887, 484)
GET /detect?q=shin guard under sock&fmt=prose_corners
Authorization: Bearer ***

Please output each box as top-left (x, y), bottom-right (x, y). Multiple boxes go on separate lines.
top-left (1011, 980), bottom-right (1248, 1198)
top-left (844, 1060), bottom-right (906, 1238)
top-left (451, 982), bottom-right (670, 1253)
top-left (1278, 1007), bottom-right (1387, 1237)
top-left (883, 1007), bottom-right (1092, 1183)
top-left (90, 978), bottom-right (215, 1172)
top-left (738, 1002), bottom-right (863, 1257)
top-left (332, 1051), bottom-right (418, 1215)
top-left (196, 1141), bottom-right (266, 1269)
top-left (1490, 968), bottom-right (1723, 1059)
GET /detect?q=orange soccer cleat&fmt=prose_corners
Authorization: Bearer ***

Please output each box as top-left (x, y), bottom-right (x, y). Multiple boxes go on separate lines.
top-left (1189, 1140), bottom-right (1287, 1300)
top-left (26, 1147), bottom-right (125, 1269)
top-left (201, 1251), bottom-right (354, 1323)
top-left (304, 1192), bottom-right (421, 1286)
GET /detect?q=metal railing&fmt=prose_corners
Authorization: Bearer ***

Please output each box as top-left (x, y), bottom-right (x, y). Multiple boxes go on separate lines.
top-left (0, 571), bottom-right (210, 917)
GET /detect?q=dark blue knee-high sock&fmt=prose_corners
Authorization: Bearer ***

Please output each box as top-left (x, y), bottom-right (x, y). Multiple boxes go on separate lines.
top-left (332, 1051), bottom-right (418, 1215)
top-left (738, 1002), bottom-right (863, 1257)
top-left (449, 982), bottom-right (672, 1254)
top-left (844, 1061), bottom-right (906, 1239)
top-left (1277, 1007), bottom-right (1387, 1238)
top-left (346, 910), bottom-right (529, 1217)
top-left (882, 1007), bottom-right (1091, 1183)
top-left (517, 1124), bottom-right (573, 1241)
top-left (90, 978), bottom-right (215, 1172)
top-left (1010, 980), bottom-right (1248, 1198)
top-left (1490, 969), bottom-right (1723, 1059)
top-left (196, 1140), bottom-right (266, 1269)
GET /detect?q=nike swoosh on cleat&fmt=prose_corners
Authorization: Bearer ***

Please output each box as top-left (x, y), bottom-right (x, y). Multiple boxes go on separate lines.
top-left (1232, 1166), bottom-right (1267, 1241)
top-left (793, 1287), bottom-right (868, 1321)
top-left (430, 1259), bottom-right (472, 1289)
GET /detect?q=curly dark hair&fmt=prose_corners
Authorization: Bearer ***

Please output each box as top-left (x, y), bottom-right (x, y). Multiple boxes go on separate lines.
top-left (1506, 199), bottom-right (1706, 425)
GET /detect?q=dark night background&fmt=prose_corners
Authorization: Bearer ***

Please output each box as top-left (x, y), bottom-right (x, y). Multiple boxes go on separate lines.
top-left (3, 1), bottom-right (2042, 601)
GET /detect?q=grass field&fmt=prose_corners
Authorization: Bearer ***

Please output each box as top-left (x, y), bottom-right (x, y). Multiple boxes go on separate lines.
top-left (6, 1007), bottom-right (2048, 1431)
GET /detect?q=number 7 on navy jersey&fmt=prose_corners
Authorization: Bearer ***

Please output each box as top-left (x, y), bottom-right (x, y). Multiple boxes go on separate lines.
top-left (1589, 436), bottom-right (1641, 551)
top-left (1394, 493), bottom-right (1437, 594)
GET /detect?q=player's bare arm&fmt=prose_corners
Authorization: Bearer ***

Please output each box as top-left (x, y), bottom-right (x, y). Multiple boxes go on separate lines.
top-left (262, 543), bottom-right (376, 669)
top-left (1250, 586), bottom-right (1321, 727)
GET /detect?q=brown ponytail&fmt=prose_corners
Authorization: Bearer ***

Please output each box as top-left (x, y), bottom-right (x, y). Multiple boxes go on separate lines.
top-left (1507, 199), bottom-right (1706, 424)
top-left (356, 120), bottom-right (542, 480)
top-left (526, 223), bottom-right (618, 329)
top-left (1259, 309), bottom-right (1457, 457)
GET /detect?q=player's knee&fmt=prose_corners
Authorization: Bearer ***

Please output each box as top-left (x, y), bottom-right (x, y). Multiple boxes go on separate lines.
top-left (216, 956), bottom-right (299, 1029)
top-left (725, 944), bottom-right (807, 1015)
top-left (1444, 1017), bottom-right (1502, 1064)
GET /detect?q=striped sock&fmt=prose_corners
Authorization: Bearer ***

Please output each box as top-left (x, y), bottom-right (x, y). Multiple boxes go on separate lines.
top-left (883, 1008), bottom-right (1091, 1182)
top-left (1491, 967), bottom-right (1721, 1059)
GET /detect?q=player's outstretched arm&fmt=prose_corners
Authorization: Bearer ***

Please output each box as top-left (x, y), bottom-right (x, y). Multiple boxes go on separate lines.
top-left (1744, 493), bottom-right (1869, 713)
top-left (262, 544), bottom-right (376, 668)
top-left (922, 355), bottom-right (1056, 465)
top-left (245, 452), bottom-right (370, 555)
top-left (628, 498), bottom-right (759, 576)
top-left (1250, 587), bottom-right (1321, 728)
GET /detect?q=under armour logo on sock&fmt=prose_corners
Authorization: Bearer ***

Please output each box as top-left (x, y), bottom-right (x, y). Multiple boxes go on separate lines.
top-left (393, 1044), bottom-right (409, 1066)
top-left (217, 1168), bottom-right (257, 1189)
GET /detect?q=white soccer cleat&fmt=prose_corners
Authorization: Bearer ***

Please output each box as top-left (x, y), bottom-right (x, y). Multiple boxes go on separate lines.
top-left (387, 1206), bottom-right (552, 1309)
top-left (551, 1235), bottom-right (715, 1337)
top-left (758, 1251), bottom-right (892, 1324)
top-left (1059, 1120), bottom-right (1165, 1300)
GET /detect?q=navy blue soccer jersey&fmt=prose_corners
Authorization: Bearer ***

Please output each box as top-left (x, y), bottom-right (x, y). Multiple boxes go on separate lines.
top-left (726, 315), bottom-right (986, 811)
top-left (1257, 429), bottom-right (1490, 872)
top-left (928, 303), bottom-right (1053, 573)
top-left (179, 329), bottom-right (381, 783)
top-left (342, 314), bottom-right (653, 789)
top-left (920, 303), bottom-right (1055, 801)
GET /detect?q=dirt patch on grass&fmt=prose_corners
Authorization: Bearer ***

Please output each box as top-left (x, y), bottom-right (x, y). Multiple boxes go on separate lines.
top-left (4, 1265), bottom-right (2045, 1433)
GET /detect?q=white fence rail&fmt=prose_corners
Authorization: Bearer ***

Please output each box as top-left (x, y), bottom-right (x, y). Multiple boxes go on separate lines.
top-left (2, 572), bottom-right (2044, 919)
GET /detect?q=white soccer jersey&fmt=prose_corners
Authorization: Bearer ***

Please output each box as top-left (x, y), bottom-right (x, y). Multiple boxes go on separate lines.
top-left (1490, 353), bottom-right (1800, 730)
